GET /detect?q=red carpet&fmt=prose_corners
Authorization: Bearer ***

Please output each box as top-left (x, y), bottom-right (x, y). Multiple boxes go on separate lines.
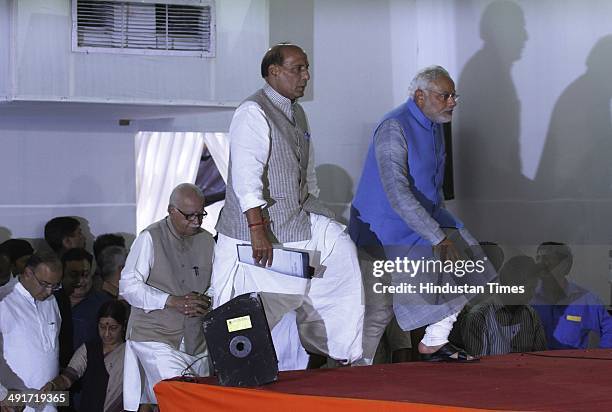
top-left (155, 349), bottom-right (612, 411)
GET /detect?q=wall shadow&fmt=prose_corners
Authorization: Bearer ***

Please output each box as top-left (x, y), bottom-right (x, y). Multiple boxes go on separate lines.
top-left (455, 0), bottom-right (530, 202)
top-left (533, 34), bottom-right (612, 244)
top-left (315, 164), bottom-right (354, 224)
top-left (535, 34), bottom-right (612, 200)
top-left (0, 226), bottom-right (12, 243)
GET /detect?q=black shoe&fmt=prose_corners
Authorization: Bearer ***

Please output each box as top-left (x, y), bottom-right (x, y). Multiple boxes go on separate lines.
top-left (420, 342), bottom-right (479, 362)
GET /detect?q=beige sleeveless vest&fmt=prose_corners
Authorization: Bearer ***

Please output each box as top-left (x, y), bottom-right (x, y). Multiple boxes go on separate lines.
top-left (127, 218), bottom-right (214, 355)
top-left (217, 88), bottom-right (333, 243)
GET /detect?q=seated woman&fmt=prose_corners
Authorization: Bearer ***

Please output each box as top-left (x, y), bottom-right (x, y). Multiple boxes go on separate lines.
top-left (44, 300), bottom-right (128, 412)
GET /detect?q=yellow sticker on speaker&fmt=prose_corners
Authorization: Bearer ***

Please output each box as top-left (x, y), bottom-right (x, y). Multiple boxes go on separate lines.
top-left (227, 315), bottom-right (253, 332)
top-left (566, 315), bottom-right (582, 322)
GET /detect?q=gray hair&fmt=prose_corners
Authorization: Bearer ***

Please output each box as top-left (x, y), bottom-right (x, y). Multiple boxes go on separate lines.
top-left (98, 245), bottom-right (127, 280)
top-left (168, 183), bottom-right (205, 208)
top-left (407, 65), bottom-right (451, 98)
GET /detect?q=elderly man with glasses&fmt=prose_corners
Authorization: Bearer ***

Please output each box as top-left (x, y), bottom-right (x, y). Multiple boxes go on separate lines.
top-left (0, 252), bottom-right (63, 411)
top-left (350, 66), bottom-right (495, 364)
top-left (119, 183), bottom-right (215, 411)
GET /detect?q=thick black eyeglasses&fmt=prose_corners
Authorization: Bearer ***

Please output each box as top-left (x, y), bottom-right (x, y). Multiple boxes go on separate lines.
top-left (29, 269), bottom-right (62, 292)
top-left (175, 207), bottom-right (207, 221)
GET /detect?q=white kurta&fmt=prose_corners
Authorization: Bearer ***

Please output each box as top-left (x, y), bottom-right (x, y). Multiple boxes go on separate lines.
top-left (212, 89), bottom-right (363, 364)
top-left (119, 231), bottom-right (209, 410)
top-left (0, 282), bottom-right (60, 412)
top-left (0, 275), bottom-right (18, 301)
top-left (212, 214), bottom-right (364, 363)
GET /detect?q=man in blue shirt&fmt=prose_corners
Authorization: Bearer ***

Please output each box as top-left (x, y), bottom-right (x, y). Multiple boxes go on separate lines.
top-left (350, 66), bottom-right (493, 363)
top-left (532, 242), bottom-right (612, 349)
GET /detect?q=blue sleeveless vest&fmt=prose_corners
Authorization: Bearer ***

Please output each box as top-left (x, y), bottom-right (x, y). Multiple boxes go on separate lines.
top-left (350, 98), bottom-right (461, 247)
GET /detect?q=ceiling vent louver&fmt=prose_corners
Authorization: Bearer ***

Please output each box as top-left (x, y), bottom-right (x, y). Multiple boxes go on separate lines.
top-left (72, 0), bottom-right (215, 57)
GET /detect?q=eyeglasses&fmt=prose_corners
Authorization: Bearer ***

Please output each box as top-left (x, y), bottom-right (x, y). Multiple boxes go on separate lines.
top-left (426, 89), bottom-right (460, 102)
top-left (174, 207), bottom-right (207, 221)
top-left (29, 269), bottom-right (62, 292)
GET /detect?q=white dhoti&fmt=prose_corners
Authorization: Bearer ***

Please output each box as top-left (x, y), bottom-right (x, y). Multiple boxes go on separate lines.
top-left (123, 340), bottom-right (208, 411)
top-left (211, 213), bottom-right (364, 365)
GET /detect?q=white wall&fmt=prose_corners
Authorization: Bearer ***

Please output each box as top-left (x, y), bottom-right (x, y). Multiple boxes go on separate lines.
top-left (448, 0), bottom-right (612, 300)
top-left (11, 0), bottom-right (266, 104)
top-left (303, 0), bottom-right (397, 222)
top-left (0, 0), bottom-right (10, 99)
top-left (0, 106), bottom-right (136, 246)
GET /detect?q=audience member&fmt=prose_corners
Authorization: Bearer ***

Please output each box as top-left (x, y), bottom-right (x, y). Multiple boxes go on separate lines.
top-left (120, 183), bottom-right (214, 411)
top-left (93, 234), bottom-right (126, 290)
top-left (532, 242), bottom-right (612, 349)
top-left (0, 239), bottom-right (34, 277)
top-left (0, 239), bottom-right (34, 301)
top-left (0, 251), bottom-right (12, 301)
top-left (44, 217), bottom-right (86, 256)
top-left (460, 256), bottom-right (546, 356)
top-left (97, 246), bottom-right (127, 299)
top-left (56, 248), bottom-right (112, 368)
top-left (93, 234), bottom-right (126, 265)
top-left (447, 241), bottom-right (506, 350)
top-left (0, 252), bottom-right (62, 411)
top-left (479, 241), bottom-right (505, 274)
top-left (43, 300), bottom-right (127, 412)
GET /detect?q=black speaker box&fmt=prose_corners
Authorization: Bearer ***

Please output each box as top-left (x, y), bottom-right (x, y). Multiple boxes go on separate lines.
top-left (202, 292), bottom-right (278, 387)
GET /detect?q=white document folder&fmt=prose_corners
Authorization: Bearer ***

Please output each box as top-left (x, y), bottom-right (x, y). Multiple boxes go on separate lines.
top-left (236, 244), bottom-right (311, 278)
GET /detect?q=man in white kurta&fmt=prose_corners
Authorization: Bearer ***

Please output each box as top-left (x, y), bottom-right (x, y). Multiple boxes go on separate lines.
top-left (120, 183), bottom-right (214, 410)
top-left (0, 253), bottom-right (62, 412)
top-left (212, 44), bottom-right (364, 366)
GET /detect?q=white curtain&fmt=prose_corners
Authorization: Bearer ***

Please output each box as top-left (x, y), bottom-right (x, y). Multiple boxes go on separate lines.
top-left (203, 132), bottom-right (230, 183)
top-left (135, 131), bottom-right (205, 234)
top-left (135, 131), bottom-right (230, 235)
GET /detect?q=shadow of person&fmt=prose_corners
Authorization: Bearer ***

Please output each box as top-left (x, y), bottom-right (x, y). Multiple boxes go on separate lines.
top-left (533, 35), bottom-right (612, 243)
top-left (315, 164), bottom-right (354, 224)
top-left (455, 0), bottom-right (530, 203)
top-left (0, 227), bottom-right (12, 243)
top-left (535, 35), bottom-right (612, 200)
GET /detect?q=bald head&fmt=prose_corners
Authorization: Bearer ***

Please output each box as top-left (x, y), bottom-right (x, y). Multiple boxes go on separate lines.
top-left (167, 183), bottom-right (206, 237)
top-left (261, 43), bottom-right (304, 79)
top-left (169, 183), bottom-right (205, 208)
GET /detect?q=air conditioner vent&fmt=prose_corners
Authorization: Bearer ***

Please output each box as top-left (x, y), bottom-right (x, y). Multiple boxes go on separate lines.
top-left (72, 0), bottom-right (215, 57)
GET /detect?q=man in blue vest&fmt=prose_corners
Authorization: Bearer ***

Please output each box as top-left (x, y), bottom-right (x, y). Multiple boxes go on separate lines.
top-left (350, 66), bottom-right (489, 363)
